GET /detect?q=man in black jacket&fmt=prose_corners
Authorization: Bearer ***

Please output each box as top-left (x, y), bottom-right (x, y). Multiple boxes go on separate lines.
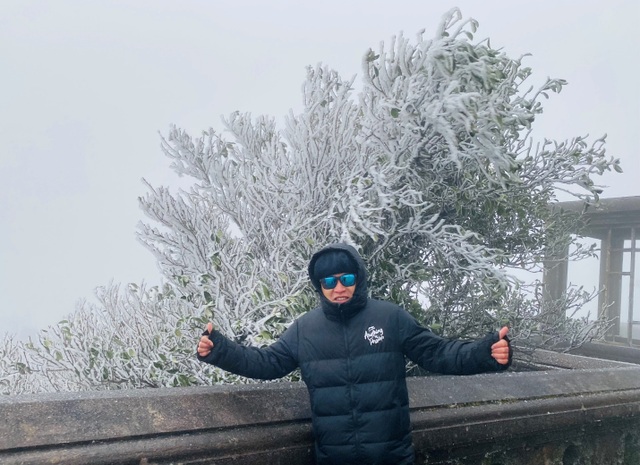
top-left (197, 242), bottom-right (511, 465)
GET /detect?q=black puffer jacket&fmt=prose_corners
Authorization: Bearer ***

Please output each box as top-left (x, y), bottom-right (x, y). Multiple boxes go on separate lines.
top-left (198, 243), bottom-right (510, 465)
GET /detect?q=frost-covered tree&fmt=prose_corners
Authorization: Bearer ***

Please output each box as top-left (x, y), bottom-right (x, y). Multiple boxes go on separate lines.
top-left (138, 9), bottom-right (618, 341)
top-left (0, 334), bottom-right (34, 395)
top-left (1, 9), bottom-right (620, 393)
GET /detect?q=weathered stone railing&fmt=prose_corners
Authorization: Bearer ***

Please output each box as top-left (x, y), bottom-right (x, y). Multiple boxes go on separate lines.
top-left (1, 350), bottom-right (639, 465)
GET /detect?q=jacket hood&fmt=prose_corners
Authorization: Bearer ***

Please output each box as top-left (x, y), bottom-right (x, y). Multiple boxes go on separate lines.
top-left (308, 243), bottom-right (368, 320)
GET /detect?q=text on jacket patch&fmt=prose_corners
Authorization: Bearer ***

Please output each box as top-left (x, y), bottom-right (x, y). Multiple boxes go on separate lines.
top-left (364, 326), bottom-right (384, 345)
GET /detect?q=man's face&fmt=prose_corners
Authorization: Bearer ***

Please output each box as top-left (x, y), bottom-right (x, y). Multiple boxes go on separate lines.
top-left (320, 273), bottom-right (356, 303)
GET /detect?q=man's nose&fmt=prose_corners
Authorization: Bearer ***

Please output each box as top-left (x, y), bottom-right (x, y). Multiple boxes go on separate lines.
top-left (334, 282), bottom-right (347, 291)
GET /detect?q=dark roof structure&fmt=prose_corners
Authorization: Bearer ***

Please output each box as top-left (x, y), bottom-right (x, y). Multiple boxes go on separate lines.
top-left (555, 196), bottom-right (640, 237)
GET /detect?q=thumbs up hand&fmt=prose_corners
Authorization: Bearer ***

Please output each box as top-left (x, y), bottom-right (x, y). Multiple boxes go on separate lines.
top-left (491, 326), bottom-right (510, 365)
top-left (197, 322), bottom-right (215, 358)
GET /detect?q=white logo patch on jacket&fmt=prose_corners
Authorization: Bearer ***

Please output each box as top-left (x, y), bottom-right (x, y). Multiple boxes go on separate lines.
top-left (364, 326), bottom-right (384, 345)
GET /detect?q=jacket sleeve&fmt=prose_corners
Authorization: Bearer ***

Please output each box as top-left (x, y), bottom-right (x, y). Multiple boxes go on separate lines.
top-left (398, 309), bottom-right (510, 375)
top-left (196, 322), bottom-right (299, 380)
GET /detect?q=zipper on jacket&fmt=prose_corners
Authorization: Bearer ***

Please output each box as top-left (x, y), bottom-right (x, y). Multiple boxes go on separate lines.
top-left (341, 306), bottom-right (362, 460)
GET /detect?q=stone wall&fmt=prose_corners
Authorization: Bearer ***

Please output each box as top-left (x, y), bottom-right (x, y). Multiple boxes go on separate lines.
top-left (0, 350), bottom-right (638, 465)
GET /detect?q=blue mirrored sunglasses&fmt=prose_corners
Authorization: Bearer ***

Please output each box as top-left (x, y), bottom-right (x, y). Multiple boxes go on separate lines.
top-left (320, 273), bottom-right (357, 290)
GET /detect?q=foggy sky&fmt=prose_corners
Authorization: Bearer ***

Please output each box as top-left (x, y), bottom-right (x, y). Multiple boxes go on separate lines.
top-left (1, 1), bottom-right (639, 338)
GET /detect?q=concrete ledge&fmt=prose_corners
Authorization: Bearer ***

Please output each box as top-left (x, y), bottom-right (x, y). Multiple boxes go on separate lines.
top-left (568, 342), bottom-right (640, 365)
top-left (408, 368), bottom-right (640, 463)
top-left (1, 351), bottom-right (639, 464)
